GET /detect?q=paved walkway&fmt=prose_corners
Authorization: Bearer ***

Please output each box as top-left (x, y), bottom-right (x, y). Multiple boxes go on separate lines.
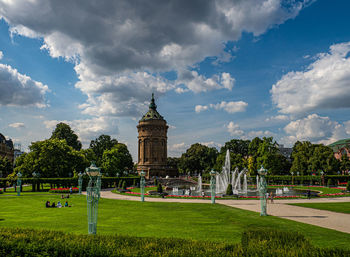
top-left (96, 190), bottom-right (350, 234)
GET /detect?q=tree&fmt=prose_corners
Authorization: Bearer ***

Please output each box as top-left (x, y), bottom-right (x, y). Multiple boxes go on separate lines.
top-left (51, 122), bottom-right (82, 150)
top-left (0, 156), bottom-right (13, 178)
top-left (309, 145), bottom-right (339, 174)
top-left (220, 139), bottom-right (250, 156)
top-left (290, 141), bottom-right (315, 175)
top-left (167, 157), bottom-right (180, 169)
top-left (14, 138), bottom-right (88, 177)
top-left (340, 153), bottom-right (350, 172)
top-left (90, 135), bottom-right (118, 165)
top-left (247, 137), bottom-right (263, 174)
top-left (101, 143), bottom-right (133, 177)
top-left (214, 152), bottom-right (246, 172)
top-left (179, 143), bottom-right (218, 174)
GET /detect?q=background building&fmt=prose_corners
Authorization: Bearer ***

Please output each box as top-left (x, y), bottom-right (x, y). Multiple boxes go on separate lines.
top-left (329, 138), bottom-right (350, 160)
top-left (0, 133), bottom-right (14, 163)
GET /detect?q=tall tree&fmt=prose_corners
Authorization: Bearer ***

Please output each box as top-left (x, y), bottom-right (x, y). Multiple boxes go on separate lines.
top-left (101, 143), bottom-right (133, 177)
top-left (220, 139), bottom-right (250, 156)
top-left (51, 122), bottom-right (82, 150)
top-left (14, 138), bottom-right (88, 177)
top-left (0, 156), bottom-right (13, 178)
top-left (309, 144), bottom-right (339, 174)
top-left (179, 143), bottom-right (218, 174)
top-left (340, 153), bottom-right (350, 172)
top-left (89, 135), bottom-right (118, 165)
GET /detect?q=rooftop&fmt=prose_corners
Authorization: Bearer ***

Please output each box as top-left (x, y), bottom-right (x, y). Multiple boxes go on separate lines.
top-left (328, 138), bottom-right (350, 152)
top-left (139, 93), bottom-right (165, 122)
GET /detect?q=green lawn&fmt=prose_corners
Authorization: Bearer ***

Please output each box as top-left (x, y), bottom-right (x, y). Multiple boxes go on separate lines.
top-left (290, 202), bottom-right (350, 214)
top-left (1, 193), bottom-right (350, 250)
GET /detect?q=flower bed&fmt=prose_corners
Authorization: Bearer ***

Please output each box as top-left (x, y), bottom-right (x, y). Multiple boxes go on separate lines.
top-left (49, 187), bottom-right (79, 193)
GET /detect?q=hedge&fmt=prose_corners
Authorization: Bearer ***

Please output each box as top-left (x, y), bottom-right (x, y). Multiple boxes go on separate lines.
top-left (0, 227), bottom-right (348, 257)
top-left (0, 176), bottom-right (139, 192)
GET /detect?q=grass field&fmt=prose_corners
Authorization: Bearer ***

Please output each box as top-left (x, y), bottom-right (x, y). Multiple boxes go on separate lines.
top-left (1, 192), bottom-right (350, 250)
top-left (290, 202), bottom-right (350, 214)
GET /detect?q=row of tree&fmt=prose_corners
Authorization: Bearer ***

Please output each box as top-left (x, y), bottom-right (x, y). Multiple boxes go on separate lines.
top-left (9, 123), bottom-right (133, 178)
top-left (168, 138), bottom-right (350, 176)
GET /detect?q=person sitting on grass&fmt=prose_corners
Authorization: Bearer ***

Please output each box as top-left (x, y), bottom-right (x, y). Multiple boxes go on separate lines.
top-left (61, 194), bottom-right (64, 199)
top-left (45, 201), bottom-right (51, 208)
top-left (57, 201), bottom-right (62, 208)
top-left (64, 201), bottom-right (71, 207)
top-left (51, 202), bottom-right (56, 208)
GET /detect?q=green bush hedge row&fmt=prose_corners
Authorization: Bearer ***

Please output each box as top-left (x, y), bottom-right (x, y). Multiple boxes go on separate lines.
top-left (0, 177), bottom-right (139, 192)
top-left (0, 227), bottom-right (348, 257)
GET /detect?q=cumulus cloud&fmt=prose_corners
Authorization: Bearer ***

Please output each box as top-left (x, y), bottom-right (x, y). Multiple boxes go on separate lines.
top-left (0, 0), bottom-right (311, 117)
top-left (8, 122), bottom-right (25, 128)
top-left (44, 117), bottom-right (118, 146)
top-left (0, 51), bottom-right (3, 60)
top-left (0, 63), bottom-right (48, 107)
top-left (271, 41), bottom-right (350, 114)
top-left (195, 101), bottom-right (247, 113)
top-left (281, 114), bottom-right (350, 146)
top-left (200, 141), bottom-right (222, 149)
top-left (227, 122), bottom-right (244, 136)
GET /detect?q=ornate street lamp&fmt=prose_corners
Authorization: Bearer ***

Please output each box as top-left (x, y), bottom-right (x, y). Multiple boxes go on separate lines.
top-left (85, 162), bottom-right (102, 235)
top-left (140, 170), bottom-right (146, 202)
top-left (210, 170), bottom-right (216, 204)
top-left (320, 170), bottom-right (325, 186)
top-left (291, 171), bottom-right (294, 185)
top-left (78, 172), bottom-right (83, 195)
top-left (258, 166), bottom-right (268, 216)
top-left (17, 172), bottom-right (22, 196)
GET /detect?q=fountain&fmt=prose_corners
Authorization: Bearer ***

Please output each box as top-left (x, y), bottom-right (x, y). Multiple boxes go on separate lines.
top-left (275, 188), bottom-right (283, 195)
top-left (215, 150), bottom-right (231, 193)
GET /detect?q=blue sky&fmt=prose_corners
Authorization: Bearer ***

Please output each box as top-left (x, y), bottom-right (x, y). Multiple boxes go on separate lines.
top-left (1, 0), bottom-right (350, 161)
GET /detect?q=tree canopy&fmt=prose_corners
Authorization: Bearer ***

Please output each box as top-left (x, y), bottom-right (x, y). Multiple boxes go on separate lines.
top-left (0, 156), bottom-right (13, 178)
top-left (50, 122), bottom-right (82, 150)
top-left (89, 135), bottom-right (118, 165)
top-left (14, 138), bottom-right (88, 178)
top-left (179, 143), bottom-right (218, 174)
top-left (101, 143), bottom-right (133, 176)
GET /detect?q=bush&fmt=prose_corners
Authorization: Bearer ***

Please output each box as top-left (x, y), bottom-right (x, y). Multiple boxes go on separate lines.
top-left (118, 180), bottom-right (123, 188)
top-left (0, 227), bottom-right (349, 257)
top-left (347, 181), bottom-right (350, 191)
top-left (49, 187), bottom-right (78, 193)
top-left (157, 183), bottom-right (163, 193)
top-left (226, 184), bottom-right (233, 195)
top-left (0, 189), bottom-right (3, 194)
top-left (327, 178), bottom-right (334, 187)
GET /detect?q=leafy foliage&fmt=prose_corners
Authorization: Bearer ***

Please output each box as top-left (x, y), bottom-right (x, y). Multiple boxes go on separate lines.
top-left (50, 122), bottom-right (82, 150)
top-left (226, 184), bottom-right (233, 195)
top-left (14, 138), bottom-right (88, 178)
top-left (101, 143), bottom-right (133, 176)
top-left (89, 135), bottom-right (118, 166)
top-left (179, 143), bottom-right (218, 174)
top-left (0, 156), bottom-right (13, 178)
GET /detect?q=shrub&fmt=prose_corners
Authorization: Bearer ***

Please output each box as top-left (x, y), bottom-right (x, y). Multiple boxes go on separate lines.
top-left (226, 184), bottom-right (233, 195)
top-left (327, 178), bottom-right (334, 187)
top-left (0, 189), bottom-right (3, 194)
top-left (157, 183), bottom-right (163, 193)
top-left (118, 180), bottom-right (123, 188)
top-left (347, 181), bottom-right (350, 191)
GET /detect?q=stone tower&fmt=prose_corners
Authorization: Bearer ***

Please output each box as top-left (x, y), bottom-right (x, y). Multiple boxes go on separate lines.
top-left (137, 94), bottom-right (168, 178)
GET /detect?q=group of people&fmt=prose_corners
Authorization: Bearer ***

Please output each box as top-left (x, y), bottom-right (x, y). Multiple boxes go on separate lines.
top-left (45, 200), bottom-right (71, 208)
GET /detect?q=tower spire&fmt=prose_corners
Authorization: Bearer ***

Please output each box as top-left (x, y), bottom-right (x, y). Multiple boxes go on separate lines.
top-left (149, 92), bottom-right (157, 110)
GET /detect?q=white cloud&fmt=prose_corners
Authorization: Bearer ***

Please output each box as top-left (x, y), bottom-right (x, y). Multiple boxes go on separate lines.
top-left (195, 105), bottom-right (209, 113)
top-left (0, 51), bottom-right (3, 60)
top-left (227, 122), bottom-right (244, 136)
top-left (271, 41), bottom-right (350, 114)
top-left (177, 70), bottom-right (235, 93)
top-left (200, 141), bottom-right (222, 149)
top-left (44, 117), bottom-right (118, 147)
top-left (0, 0), bottom-right (311, 117)
top-left (8, 122), bottom-right (25, 128)
top-left (171, 142), bottom-right (186, 150)
top-left (196, 101), bottom-right (247, 113)
top-left (265, 115), bottom-right (289, 122)
top-left (0, 63), bottom-right (48, 107)
top-left (281, 114), bottom-right (350, 146)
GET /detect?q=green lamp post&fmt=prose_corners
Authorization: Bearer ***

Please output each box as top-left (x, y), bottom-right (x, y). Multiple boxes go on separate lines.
top-left (258, 166), bottom-right (268, 216)
top-left (210, 170), bottom-right (216, 204)
top-left (17, 172), bottom-right (22, 196)
top-left (78, 172), bottom-right (83, 195)
top-left (140, 170), bottom-right (146, 202)
top-left (85, 162), bottom-right (102, 235)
